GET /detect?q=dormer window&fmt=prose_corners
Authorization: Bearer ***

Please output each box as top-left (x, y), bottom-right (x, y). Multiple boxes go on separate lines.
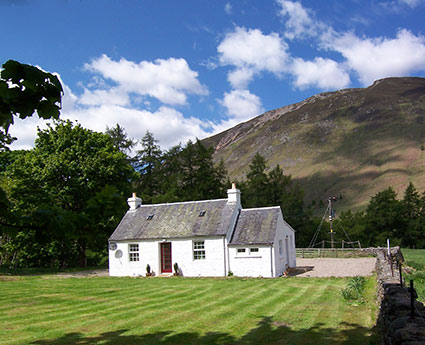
top-left (146, 214), bottom-right (154, 220)
top-left (199, 210), bottom-right (206, 217)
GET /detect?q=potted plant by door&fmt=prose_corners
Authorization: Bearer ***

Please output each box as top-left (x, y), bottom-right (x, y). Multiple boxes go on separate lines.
top-left (146, 264), bottom-right (153, 277)
top-left (173, 263), bottom-right (180, 276)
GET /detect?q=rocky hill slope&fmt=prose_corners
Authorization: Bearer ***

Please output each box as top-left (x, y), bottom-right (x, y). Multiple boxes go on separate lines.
top-left (203, 77), bottom-right (425, 211)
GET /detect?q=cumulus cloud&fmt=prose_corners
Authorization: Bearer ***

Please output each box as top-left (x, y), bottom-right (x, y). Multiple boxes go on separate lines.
top-left (291, 57), bottom-right (350, 89)
top-left (9, 102), bottom-right (212, 151)
top-left (84, 54), bottom-right (208, 106)
top-left (219, 89), bottom-right (264, 120)
top-left (79, 87), bottom-right (130, 106)
top-left (217, 27), bottom-right (289, 88)
top-left (329, 29), bottom-right (425, 85)
top-left (275, 0), bottom-right (425, 87)
top-left (224, 2), bottom-right (232, 15)
top-left (276, 0), bottom-right (319, 40)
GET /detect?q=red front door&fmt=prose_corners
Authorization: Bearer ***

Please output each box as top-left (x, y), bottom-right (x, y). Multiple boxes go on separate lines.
top-left (161, 242), bottom-right (172, 273)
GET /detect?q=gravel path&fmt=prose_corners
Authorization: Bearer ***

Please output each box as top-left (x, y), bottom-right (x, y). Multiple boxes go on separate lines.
top-left (294, 258), bottom-right (376, 277)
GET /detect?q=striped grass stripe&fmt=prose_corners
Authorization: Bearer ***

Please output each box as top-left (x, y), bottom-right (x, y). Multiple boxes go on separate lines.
top-left (0, 275), bottom-right (379, 345)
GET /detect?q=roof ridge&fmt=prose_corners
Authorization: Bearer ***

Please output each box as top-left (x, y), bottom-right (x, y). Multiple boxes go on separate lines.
top-left (241, 206), bottom-right (281, 211)
top-left (138, 198), bottom-right (228, 208)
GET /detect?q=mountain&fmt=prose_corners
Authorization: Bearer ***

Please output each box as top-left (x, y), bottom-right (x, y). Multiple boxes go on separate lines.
top-left (203, 77), bottom-right (425, 212)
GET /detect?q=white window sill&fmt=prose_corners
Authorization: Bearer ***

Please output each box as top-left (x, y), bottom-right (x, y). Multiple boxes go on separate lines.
top-left (234, 256), bottom-right (262, 259)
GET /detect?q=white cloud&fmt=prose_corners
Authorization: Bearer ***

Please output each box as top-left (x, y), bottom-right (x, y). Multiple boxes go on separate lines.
top-left (9, 102), bottom-right (212, 151)
top-left (399, 0), bottom-right (423, 6)
top-left (276, 0), bottom-right (319, 40)
top-left (227, 68), bottom-right (255, 90)
top-left (291, 57), bottom-right (350, 90)
top-left (329, 29), bottom-right (425, 85)
top-left (224, 2), bottom-right (232, 15)
top-left (84, 54), bottom-right (208, 106)
top-left (79, 87), bottom-right (130, 106)
top-left (217, 27), bottom-right (289, 88)
top-left (379, 0), bottom-right (424, 11)
top-left (220, 89), bottom-right (264, 120)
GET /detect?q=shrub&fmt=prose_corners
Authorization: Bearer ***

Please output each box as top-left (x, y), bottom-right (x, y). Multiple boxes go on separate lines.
top-left (342, 276), bottom-right (366, 303)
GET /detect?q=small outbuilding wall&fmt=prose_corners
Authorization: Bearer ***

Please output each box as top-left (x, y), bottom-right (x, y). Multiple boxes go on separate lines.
top-left (228, 245), bottom-right (274, 277)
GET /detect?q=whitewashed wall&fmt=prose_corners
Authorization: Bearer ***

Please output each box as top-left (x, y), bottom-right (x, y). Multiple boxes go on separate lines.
top-left (273, 214), bottom-right (297, 277)
top-left (228, 246), bottom-right (273, 277)
top-left (109, 236), bottom-right (226, 277)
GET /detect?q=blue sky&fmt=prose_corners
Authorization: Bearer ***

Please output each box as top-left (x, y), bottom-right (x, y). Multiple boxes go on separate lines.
top-left (2, 0), bottom-right (425, 150)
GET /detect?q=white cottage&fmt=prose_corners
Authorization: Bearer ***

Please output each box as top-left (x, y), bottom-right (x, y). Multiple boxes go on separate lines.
top-left (108, 184), bottom-right (296, 278)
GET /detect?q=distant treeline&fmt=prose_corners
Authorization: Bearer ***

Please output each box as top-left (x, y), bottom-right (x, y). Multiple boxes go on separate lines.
top-left (1, 122), bottom-right (424, 269)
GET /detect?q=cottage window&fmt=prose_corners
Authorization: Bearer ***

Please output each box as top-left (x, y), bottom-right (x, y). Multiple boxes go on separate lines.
top-left (250, 248), bottom-right (259, 253)
top-left (279, 240), bottom-right (283, 256)
top-left (237, 248), bottom-right (246, 254)
top-left (193, 241), bottom-right (205, 260)
top-left (129, 244), bottom-right (139, 262)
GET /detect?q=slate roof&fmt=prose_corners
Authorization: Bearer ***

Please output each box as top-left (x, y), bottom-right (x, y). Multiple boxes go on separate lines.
top-left (109, 199), bottom-right (237, 241)
top-left (229, 207), bottom-right (281, 245)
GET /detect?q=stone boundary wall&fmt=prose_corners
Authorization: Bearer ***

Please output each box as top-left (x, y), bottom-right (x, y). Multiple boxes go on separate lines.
top-left (373, 247), bottom-right (425, 345)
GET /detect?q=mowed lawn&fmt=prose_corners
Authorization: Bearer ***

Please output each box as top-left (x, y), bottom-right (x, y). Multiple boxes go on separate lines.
top-left (0, 275), bottom-right (379, 345)
top-left (403, 248), bottom-right (425, 302)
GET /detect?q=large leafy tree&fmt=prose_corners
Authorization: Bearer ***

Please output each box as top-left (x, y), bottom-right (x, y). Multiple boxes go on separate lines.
top-left (0, 60), bottom-right (64, 264)
top-left (2, 121), bottom-right (135, 267)
top-left (0, 60), bottom-right (63, 150)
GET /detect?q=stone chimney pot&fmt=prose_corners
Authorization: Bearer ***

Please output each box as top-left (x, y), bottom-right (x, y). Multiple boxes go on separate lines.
top-left (227, 182), bottom-right (241, 208)
top-left (127, 192), bottom-right (142, 211)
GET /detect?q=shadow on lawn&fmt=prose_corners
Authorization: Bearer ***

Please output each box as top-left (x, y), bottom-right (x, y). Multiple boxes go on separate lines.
top-left (32, 316), bottom-right (379, 345)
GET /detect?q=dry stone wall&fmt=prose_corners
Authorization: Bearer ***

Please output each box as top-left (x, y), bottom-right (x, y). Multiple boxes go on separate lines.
top-left (375, 247), bottom-right (425, 345)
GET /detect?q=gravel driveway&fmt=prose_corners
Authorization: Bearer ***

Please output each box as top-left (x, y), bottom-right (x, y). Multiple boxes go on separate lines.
top-left (293, 258), bottom-right (376, 277)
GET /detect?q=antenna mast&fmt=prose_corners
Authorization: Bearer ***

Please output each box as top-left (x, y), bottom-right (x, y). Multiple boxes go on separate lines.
top-left (329, 196), bottom-right (336, 249)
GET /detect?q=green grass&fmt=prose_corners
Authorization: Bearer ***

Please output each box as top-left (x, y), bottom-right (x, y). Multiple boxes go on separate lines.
top-left (402, 248), bottom-right (425, 302)
top-left (0, 274), bottom-right (379, 345)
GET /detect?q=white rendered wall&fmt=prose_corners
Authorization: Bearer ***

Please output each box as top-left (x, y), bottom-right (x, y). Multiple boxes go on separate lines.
top-left (273, 214), bottom-right (297, 277)
top-left (228, 246), bottom-right (273, 278)
top-left (109, 237), bottom-right (226, 277)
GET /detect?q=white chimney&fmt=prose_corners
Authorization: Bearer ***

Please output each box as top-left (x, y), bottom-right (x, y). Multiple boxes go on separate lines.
top-left (227, 183), bottom-right (241, 208)
top-left (127, 192), bottom-right (142, 211)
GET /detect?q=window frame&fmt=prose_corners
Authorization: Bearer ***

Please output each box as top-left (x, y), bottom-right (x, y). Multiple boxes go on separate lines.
top-left (249, 247), bottom-right (259, 254)
top-left (193, 240), bottom-right (206, 260)
top-left (129, 243), bottom-right (140, 262)
top-left (279, 240), bottom-right (283, 256)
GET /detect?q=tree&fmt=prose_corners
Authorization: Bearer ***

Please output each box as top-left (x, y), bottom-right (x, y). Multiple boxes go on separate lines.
top-left (2, 120), bottom-right (136, 267)
top-left (401, 183), bottom-right (423, 248)
top-left (364, 187), bottom-right (403, 247)
top-left (0, 60), bottom-right (64, 264)
top-left (134, 134), bottom-right (228, 204)
top-left (178, 140), bottom-right (228, 201)
top-left (135, 130), bottom-right (163, 203)
top-left (244, 153), bottom-right (269, 207)
top-left (0, 60), bottom-right (63, 150)
top-left (105, 123), bottom-right (136, 155)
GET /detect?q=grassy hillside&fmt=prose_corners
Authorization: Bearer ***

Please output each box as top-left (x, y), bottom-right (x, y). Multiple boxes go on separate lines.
top-left (0, 274), bottom-right (378, 345)
top-left (204, 77), bottom-right (425, 211)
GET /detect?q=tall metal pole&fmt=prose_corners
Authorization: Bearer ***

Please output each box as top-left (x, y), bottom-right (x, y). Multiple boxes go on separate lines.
top-left (329, 197), bottom-right (334, 249)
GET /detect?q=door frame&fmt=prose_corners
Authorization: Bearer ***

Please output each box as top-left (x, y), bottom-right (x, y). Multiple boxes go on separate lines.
top-left (160, 242), bottom-right (172, 273)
